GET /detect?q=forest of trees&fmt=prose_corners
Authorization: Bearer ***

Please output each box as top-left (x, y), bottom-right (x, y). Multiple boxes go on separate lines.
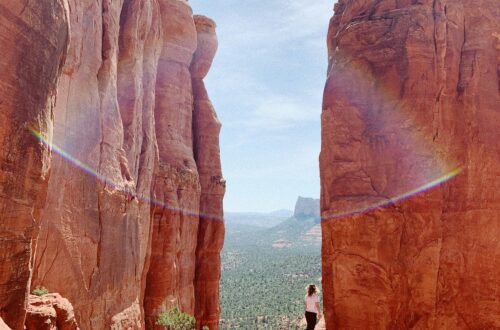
top-left (220, 217), bottom-right (321, 329)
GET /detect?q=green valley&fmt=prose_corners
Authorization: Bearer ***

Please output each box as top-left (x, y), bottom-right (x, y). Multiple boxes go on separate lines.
top-left (220, 198), bottom-right (322, 329)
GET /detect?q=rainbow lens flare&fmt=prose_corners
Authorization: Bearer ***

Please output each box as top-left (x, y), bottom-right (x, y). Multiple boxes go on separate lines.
top-left (320, 49), bottom-right (463, 223)
top-left (30, 127), bottom-right (223, 221)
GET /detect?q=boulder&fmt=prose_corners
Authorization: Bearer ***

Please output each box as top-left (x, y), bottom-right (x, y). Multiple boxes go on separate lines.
top-left (25, 294), bottom-right (78, 330)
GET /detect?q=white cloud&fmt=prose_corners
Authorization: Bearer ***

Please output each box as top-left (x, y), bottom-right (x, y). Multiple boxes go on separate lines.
top-left (248, 95), bottom-right (320, 129)
top-left (200, 0), bottom-right (332, 132)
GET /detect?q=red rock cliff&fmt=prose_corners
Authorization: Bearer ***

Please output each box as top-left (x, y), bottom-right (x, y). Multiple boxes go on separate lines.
top-left (0, 2), bottom-right (68, 329)
top-left (0, 0), bottom-right (224, 329)
top-left (32, 0), bottom-right (162, 328)
top-left (144, 0), bottom-right (201, 328)
top-left (321, 0), bottom-right (499, 329)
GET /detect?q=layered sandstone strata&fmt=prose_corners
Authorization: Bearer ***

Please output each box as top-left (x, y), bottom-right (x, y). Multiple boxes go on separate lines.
top-left (0, 2), bottom-right (68, 329)
top-left (0, 0), bottom-right (226, 329)
top-left (321, 0), bottom-right (500, 329)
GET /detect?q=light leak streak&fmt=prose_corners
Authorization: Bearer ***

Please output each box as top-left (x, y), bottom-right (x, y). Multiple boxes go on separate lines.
top-left (321, 167), bottom-right (463, 222)
top-left (30, 128), bottom-right (223, 221)
top-left (321, 47), bottom-right (464, 223)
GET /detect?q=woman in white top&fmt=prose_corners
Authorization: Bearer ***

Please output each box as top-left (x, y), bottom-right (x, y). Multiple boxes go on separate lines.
top-left (304, 284), bottom-right (321, 330)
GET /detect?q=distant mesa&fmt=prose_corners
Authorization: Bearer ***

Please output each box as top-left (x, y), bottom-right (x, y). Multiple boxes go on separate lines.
top-left (294, 196), bottom-right (320, 220)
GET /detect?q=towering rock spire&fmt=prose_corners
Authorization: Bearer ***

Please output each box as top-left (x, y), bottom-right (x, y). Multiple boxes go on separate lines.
top-left (191, 15), bottom-right (226, 330)
top-left (144, 0), bottom-right (201, 328)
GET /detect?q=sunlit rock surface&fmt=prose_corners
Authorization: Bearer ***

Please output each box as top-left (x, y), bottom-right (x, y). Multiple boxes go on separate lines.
top-left (0, 2), bottom-right (68, 329)
top-left (321, 0), bottom-right (500, 329)
top-left (192, 15), bottom-right (226, 330)
top-left (32, 1), bottom-right (162, 328)
top-left (144, 0), bottom-right (201, 328)
top-left (0, 0), bottom-right (223, 329)
top-left (25, 294), bottom-right (78, 330)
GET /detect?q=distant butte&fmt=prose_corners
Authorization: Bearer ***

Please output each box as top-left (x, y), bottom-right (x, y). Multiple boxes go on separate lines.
top-left (294, 196), bottom-right (320, 220)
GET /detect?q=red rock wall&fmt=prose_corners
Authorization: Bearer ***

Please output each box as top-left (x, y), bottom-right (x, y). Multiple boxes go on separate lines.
top-left (143, 4), bottom-right (226, 330)
top-left (0, 2), bottom-right (68, 329)
top-left (144, 0), bottom-right (201, 328)
top-left (32, 1), bottom-right (162, 328)
top-left (320, 1), bottom-right (500, 329)
top-left (0, 0), bottom-right (229, 329)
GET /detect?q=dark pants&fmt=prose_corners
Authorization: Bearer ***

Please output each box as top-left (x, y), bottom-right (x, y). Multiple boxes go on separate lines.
top-left (305, 311), bottom-right (317, 330)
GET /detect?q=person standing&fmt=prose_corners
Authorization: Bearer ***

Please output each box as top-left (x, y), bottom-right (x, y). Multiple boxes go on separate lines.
top-left (304, 284), bottom-right (321, 330)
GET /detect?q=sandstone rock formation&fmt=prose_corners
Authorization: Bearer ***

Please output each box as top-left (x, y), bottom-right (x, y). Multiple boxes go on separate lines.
top-left (294, 197), bottom-right (320, 220)
top-left (0, 0), bottom-right (224, 329)
top-left (321, 0), bottom-right (500, 329)
top-left (144, 1), bottom-right (201, 328)
top-left (25, 294), bottom-right (79, 330)
top-left (32, 1), bottom-right (162, 328)
top-left (192, 16), bottom-right (226, 330)
top-left (0, 2), bottom-right (68, 329)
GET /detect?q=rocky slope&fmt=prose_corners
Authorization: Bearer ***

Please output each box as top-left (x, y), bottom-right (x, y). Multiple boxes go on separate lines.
top-left (321, 0), bottom-right (499, 329)
top-left (0, 1), bottom-right (224, 329)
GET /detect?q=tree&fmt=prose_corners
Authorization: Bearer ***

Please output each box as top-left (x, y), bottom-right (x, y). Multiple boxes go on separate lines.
top-left (156, 307), bottom-right (210, 330)
top-left (32, 286), bottom-right (49, 296)
top-left (156, 307), bottom-right (195, 330)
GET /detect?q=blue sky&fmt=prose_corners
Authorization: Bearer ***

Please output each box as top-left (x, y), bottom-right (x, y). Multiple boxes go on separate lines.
top-left (190, 0), bottom-right (335, 212)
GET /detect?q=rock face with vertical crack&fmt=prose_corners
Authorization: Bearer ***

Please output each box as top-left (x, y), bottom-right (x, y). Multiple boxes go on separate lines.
top-left (320, 0), bottom-right (500, 329)
top-left (0, 0), bottom-right (223, 329)
top-left (32, 1), bottom-right (162, 328)
top-left (0, 1), bottom-right (69, 329)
